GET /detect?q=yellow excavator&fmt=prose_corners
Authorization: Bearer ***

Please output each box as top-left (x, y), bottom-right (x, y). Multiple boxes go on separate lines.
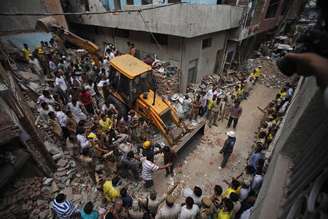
top-left (109, 54), bottom-right (205, 150)
top-left (36, 19), bottom-right (205, 151)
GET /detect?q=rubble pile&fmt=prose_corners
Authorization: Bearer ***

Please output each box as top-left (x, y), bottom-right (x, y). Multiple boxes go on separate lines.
top-left (153, 66), bottom-right (180, 96)
top-left (246, 58), bottom-right (290, 88)
top-left (0, 177), bottom-right (51, 219)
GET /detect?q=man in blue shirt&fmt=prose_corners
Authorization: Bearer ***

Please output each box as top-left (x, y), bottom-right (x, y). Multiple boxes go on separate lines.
top-left (219, 131), bottom-right (237, 169)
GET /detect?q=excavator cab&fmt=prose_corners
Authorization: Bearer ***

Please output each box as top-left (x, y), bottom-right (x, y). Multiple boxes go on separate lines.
top-left (110, 56), bottom-right (154, 107)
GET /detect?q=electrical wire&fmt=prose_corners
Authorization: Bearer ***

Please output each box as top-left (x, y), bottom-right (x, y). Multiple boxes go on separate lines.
top-left (0, 2), bottom-right (184, 16)
top-left (138, 11), bottom-right (162, 51)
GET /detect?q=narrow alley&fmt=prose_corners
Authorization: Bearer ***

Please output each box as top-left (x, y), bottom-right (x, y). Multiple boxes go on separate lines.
top-left (1, 1), bottom-right (328, 219)
top-left (153, 84), bottom-right (278, 195)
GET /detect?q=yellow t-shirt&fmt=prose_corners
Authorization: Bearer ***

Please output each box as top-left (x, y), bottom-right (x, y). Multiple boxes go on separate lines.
top-left (103, 180), bottom-right (120, 201)
top-left (22, 48), bottom-right (31, 61)
top-left (99, 117), bottom-right (112, 132)
top-left (223, 186), bottom-right (240, 198)
top-left (208, 99), bottom-right (215, 110)
top-left (217, 209), bottom-right (232, 219)
top-left (223, 187), bottom-right (236, 198)
top-left (255, 68), bottom-right (262, 78)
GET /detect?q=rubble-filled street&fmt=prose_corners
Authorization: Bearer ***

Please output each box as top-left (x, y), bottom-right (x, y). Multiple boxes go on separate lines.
top-left (153, 83), bottom-right (278, 196)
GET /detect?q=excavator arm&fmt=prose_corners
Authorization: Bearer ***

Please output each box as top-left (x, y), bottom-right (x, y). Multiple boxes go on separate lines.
top-left (35, 17), bottom-right (101, 66)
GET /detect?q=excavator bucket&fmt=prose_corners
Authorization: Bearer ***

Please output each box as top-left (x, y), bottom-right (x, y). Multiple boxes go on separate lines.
top-left (172, 120), bottom-right (206, 153)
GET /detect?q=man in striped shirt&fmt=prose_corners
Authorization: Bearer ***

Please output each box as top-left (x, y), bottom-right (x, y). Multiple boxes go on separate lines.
top-left (142, 154), bottom-right (172, 188)
top-left (51, 193), bottom-right (79, 219)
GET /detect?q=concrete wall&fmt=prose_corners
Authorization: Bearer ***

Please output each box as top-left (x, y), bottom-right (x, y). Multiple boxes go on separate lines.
top-left (70, 24), bottom-right (182, 65)
top-left (0, 0), bottom-right (67, 33)
top-left (66, 1), bottom-right (243, 38)
top-left (70, 23), bottom-right (228, 92)
top-left (181, 31), bottom-right (227, 90)
top-left (250, 77), bottom-right (328, 218)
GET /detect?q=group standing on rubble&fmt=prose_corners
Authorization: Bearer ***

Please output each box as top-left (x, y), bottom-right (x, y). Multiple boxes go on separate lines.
top-left (21, 36), bottom-right (295, 219)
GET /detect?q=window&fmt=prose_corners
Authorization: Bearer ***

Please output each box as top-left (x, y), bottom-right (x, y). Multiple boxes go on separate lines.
top-left (115, 29), bottom-right (130, 38)
top-left (202, 38), bottom-right (212, 49)
top-left (265, 0), bottom-right (280, 19)
top-left (150, 34), bottom-right (168, 45)
top-left (187, 59), bottom-right (198, 84)
top-left (126, 0), bottom-right (134, 5)
top-left (142, 0), bottom-right (153, 5)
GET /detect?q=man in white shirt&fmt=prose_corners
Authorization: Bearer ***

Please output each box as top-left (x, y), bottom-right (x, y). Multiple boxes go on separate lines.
top-left (76, 127), bottom-right (90, 154)
top-left (179, 197), bottom-right (199, 219)
top-left (30, 55), bottom-right (45, 85)
top-left (251, 169), bottom-right (264, 193)
top-left (55, 71), bottom-right (67, 92)
top-left (39, 102), bottom-right (54, 122)
top-left (37, 90), bottom-right (55, 106)
top-left (54, 70), bottom-right (68, 103)
top-left (55, 107), bottom-right (69, 139)
top-left (141, 155), bottom-right (171, 188)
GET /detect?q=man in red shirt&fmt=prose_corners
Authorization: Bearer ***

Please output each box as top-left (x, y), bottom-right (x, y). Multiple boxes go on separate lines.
top-left (79, 87), bottom-right (94, 114)
top-left (227, 100), bottom-right (242, 129)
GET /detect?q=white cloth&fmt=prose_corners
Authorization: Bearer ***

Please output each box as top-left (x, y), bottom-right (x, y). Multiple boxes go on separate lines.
top-left (205, 89), bottom-right (213, 101)
top-left (37, 95), bottom-right (55, 105)
top-left (178, 205), bottom-right (199, 219)
top-left (189, 194), bottom-right (202, 207)
top-left (252, 174), bottom-right (263, 191)
top-left (56, 111), bottom-right (68, 127)
top-left (49, 61), bottom-right (57, 71)
top-left (156, 204), bottom-right (181, 219)
top-left (240, 207), bottom-right (253, 219)
top-left (67, 102), bottom-right (87, 123)
top-left (39, 105), bottom-right (54, 121)
top-left (55, 76), bottom-right (67, 92)
top-left (30, 58), bottom-right (42, 72)
top-left (101, 103), bottom-right (116, 114)
top-left (141, 159), bottom-right (159, 181)
top-left (76, 134), bottom-right (90, 149)
top-left (97, 79), bottom-right (110, 87)
top-left (239, 187), bottom-right (250, 202)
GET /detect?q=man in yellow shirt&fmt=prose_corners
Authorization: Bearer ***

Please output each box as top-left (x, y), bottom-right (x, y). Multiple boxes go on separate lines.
top-left (223, 179), bottom-right (241, 198)
top-left (217, 198), bottom-right (234, 219)
top-left (254, 66), bottom-right (262, 80)
top-left (99, 114), bottom-right (113, 133)
top-left (22, 43), bottom-right (31, 62)
top-left (103, 177), bottom-right (120, 202)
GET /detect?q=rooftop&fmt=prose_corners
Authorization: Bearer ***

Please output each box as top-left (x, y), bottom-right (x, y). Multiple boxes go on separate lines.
top-left (68, 3), bottom-right (244, 38)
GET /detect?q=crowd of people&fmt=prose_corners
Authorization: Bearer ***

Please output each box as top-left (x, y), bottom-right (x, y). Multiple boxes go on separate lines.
top-left (20, 35), bottom-right (295, 219)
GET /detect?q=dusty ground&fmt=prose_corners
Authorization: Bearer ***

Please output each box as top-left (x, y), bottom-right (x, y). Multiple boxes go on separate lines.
top-left (152, 84), bottom-right (278, 197)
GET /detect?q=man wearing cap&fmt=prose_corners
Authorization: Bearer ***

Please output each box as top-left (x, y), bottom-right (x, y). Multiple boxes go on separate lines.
top-left (219, 131), bottom-right (237, 169)
top-left (155, 195), bottom-right (181, 219)
top-left (142, 141), bottom-right (155, 162)
top-left (199, 197), bottom-right (216, 219)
